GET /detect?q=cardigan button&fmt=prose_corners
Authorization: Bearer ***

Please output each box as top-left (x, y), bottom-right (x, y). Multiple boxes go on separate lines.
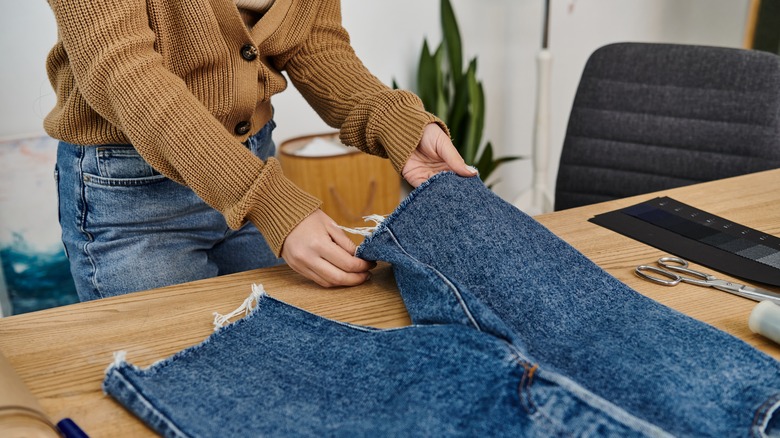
top-left (234, 121), bottom-right (251, 135)
top-left (240, 44), bottom-right (258, 61)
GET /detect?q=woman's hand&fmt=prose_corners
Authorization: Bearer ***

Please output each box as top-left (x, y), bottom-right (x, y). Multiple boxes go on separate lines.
top-left (281, 209), bottom-right (375, 287)
top-left (401, 123), bottom-right (477, 187)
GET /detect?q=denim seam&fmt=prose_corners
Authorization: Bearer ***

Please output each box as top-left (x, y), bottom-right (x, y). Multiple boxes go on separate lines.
top-left (508, 340), bottom-right (674, 438)
top-left (96, 148), bottom-right (140, 157)
top-left (82, 172), bottom-right (168, 187)
top-left (752, 392), bottom-right (780, 438)
top-left (515, 358), bottom-right (538, 415)
top-left (77, 147), bottom-right (101, 298)
top-left (531, 368), bottom-right (673, 437)
top-left (54, 167), bottom-right (68, 259)
top-left (517, 375), bottom-right (588, 438)
top-left (510, 357), bottom-right (575, 437)
top-left (384, 227), bottom-right (483, 332)
top-left (107, 368), bottom-right (190, 438)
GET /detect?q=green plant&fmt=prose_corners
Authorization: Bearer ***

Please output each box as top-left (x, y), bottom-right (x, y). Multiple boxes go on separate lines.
top-left (397, 0), bottom-right (521, 185)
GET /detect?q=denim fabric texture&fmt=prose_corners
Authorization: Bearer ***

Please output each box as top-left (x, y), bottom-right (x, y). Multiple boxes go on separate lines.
top-left (103, 173), bottom-right (780, 437)
top-left (357, 174), bottom-right (780, 437)
top-left (56, 121), bottom-right (283, 301)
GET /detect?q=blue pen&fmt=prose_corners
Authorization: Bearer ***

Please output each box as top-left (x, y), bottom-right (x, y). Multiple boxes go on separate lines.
top-left (57, 418), bottom-right (89, 438)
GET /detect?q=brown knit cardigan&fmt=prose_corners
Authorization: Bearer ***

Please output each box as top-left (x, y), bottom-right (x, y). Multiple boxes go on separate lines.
top-left (44, 0), bottom-right (444, 255)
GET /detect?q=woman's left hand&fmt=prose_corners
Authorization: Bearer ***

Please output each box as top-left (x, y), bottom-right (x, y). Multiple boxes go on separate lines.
top-left (401, 123), bottom-right (478, 188)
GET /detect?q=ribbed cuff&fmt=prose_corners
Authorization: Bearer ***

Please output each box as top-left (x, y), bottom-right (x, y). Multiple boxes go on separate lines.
top-left (225, 158), bottom-right (322, 256)
top-left (378, 107), bottom-right (443, 174)
top-left (341, 90), bottom-right (450, 174)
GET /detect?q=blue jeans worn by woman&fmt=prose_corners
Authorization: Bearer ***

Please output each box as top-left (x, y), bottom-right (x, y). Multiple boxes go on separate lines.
top-left (56, 121), bottom-right (283, 301)
top-left (103, 173), bottom-right (780, 437)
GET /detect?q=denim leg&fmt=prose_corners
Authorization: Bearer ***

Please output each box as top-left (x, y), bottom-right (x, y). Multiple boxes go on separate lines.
top-left (357, 172), bottom-right (780, 437)
top-left (56, 141), bottom-right (224, 300)
top-left (104, 292), bottom-right (668, 437)
top-left (207, 222), bottom-right (283, 275)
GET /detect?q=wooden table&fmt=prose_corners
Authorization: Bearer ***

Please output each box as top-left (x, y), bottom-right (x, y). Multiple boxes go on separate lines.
top-left (2, 169), bottom-right (780, 437)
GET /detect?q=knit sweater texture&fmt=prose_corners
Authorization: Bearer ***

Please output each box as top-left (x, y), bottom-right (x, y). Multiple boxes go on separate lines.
top-left (44, 0), bottom-right (444, 256)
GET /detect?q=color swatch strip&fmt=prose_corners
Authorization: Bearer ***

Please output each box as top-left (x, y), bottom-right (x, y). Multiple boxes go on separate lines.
top-left (622, 197), bottom-right (780, 269)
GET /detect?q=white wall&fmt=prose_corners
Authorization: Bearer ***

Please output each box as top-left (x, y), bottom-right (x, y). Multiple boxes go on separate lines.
top-left (272, 0), bottom-right (750, 205)
top-left (0, 1), bottom-right (58, 140)
top-left (2, 0), bottom-right (749, 203)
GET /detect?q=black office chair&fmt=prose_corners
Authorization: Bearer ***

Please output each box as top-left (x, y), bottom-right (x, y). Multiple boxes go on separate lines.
top-left (554, 42), bottom-right (780, 211)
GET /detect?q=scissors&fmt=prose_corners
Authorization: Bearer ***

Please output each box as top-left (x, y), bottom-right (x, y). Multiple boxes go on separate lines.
top-left (635, 256), bottom-right (780, 305)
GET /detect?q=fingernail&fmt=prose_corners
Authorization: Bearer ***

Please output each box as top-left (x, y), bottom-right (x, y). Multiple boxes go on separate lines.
top-left (466, 165), bottom-right (478, 175)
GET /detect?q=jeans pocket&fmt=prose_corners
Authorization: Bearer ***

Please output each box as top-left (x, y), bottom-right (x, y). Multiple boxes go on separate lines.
top-left (87, 146), bottom-right (166, 186)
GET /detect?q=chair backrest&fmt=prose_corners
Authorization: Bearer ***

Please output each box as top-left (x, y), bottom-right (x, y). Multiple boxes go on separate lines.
top-left (554, 42), bottom-right (780, 211)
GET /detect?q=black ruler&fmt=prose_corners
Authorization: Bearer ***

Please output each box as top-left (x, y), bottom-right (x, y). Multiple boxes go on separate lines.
top-left (590, 197), bottom-right (780, 286)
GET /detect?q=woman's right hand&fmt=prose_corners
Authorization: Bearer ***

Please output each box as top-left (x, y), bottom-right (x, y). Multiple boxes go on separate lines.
top-left (281, 209), bottom-right (375, 287)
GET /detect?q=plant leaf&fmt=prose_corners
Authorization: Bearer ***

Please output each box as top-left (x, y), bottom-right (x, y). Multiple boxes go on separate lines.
top-left (441, 0), bottom-right (463, 85)
top-left (410, 0), bottom-right (514, 192)
top-left (432, 44), bottom-right (449, 120)
top-left (492, 155), bottom-right (524, 165)
top-left (473, 81), bottom-right (485, 157)
top-left (463, 59), bottom-right (483, 164)
top-left (448, 70), bottom-right (469, 150)
top-left (417, 39), bottom-right (438, 112)
top-left (475, 142), bottom-right (524, 183)
top-left (475, 141), bottom-right (494, 179)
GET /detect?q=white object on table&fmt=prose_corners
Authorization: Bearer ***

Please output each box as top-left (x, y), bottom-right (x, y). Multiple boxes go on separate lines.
top-left (290, 137), bottom-right (357, 157)
top-left (749, 300), bottom-right (780, 345)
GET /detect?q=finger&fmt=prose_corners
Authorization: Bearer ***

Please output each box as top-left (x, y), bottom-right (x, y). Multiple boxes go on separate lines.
top-left (402, 154), bottom-right (451, 187)
top-left (326, 222), bottom-right (375, 270)
top-left (438, 142), bottom-right (477, 177)
top-left (424, 124), bottom-right (475, 176)
top-left (308, 256), bottom-right (372, 287)
top-left (295, 263), bottom-right (331, 288)
top-left (320, 237), bottom-right (374, 274)
top-left (328, 222), bottom-right (359, 254)
top-left (286, 248), bottom-right (369, 288)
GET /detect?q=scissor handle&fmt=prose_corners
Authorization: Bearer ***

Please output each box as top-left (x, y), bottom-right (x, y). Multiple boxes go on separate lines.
top-left (657, 256), bottom-right (688, 268)
top-left (635, 265), bottom-right (682, 286)
top-left (657, 257), bottom-right (712, 281)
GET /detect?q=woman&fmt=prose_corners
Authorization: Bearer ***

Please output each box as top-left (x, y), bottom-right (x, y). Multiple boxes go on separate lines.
top-left (45, 0), bottom-right (475, 300)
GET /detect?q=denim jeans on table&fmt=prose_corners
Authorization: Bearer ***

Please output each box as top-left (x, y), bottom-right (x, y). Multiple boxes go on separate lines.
top-left (103, 173), bottom-right (780, 437)
top-left (56, 121), bottom-right (283, 301)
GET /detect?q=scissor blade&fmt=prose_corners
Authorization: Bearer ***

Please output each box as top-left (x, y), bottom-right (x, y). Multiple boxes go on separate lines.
top-left (737, 285), bottom-right (780, 304)
top-left (711, 281), bottom-right (780, 305)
